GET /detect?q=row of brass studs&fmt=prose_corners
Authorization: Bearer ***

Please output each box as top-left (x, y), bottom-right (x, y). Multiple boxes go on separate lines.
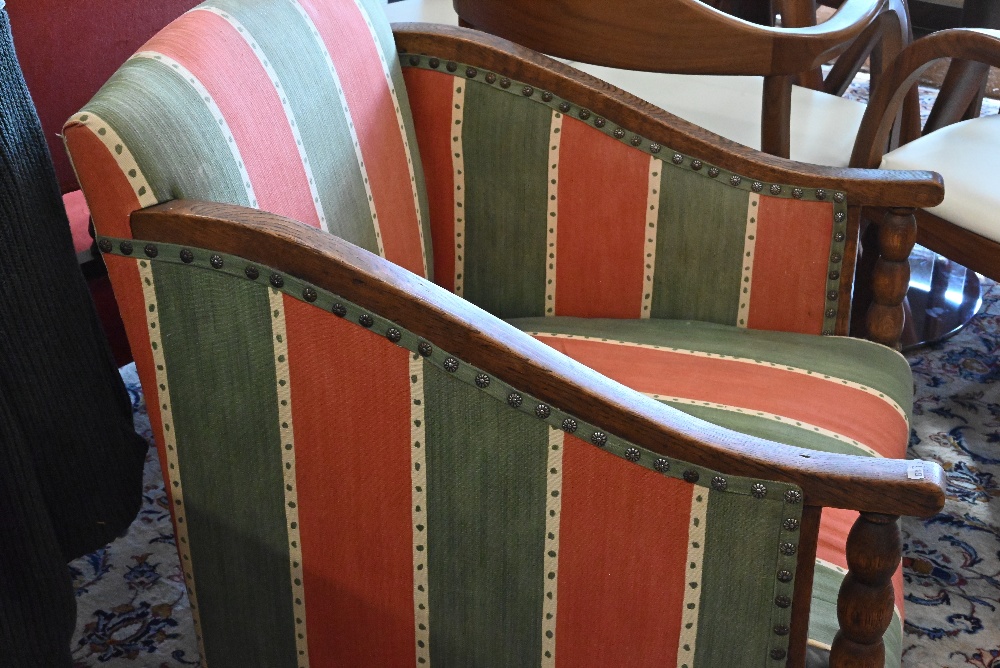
top-left (770, 486), bottom-right (804, 659)
top-left (400, 54), bottom-right (847, 201)
top-left (400, 53), bottom-right (850, 334)
top-left (106, 235), bottom-right (805, 660)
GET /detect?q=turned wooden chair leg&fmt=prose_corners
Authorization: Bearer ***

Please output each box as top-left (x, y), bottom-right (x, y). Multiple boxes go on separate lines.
top-left (830, 512), bottom-right (901, 668)
top-left (865, 207), bottom-right (917, 349)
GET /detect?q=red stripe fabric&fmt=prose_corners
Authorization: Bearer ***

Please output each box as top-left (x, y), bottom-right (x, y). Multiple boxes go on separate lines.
top-left (403, 68), bottom-right (456, 292)
top-left (555, 435), bottom-right (689, 665)
top-left (555, 119), bottom-right (648, 318)
top-left (144, 11), bottom-right (322, 228)
top-left (297, 0), bottom-right (425, 275)
top-left (64, 124), bottom-right (180, 528)
top-left (534, 336), bottom-right (908, 455)
top-left (63, 125), bottom-right (140, 239)
top-left (747, 197), bottom-right (833, 334)
top-left (283, 296), bottom-right (416, 666)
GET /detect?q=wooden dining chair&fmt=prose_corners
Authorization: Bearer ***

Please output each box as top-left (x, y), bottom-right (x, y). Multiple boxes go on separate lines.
top-left (385, 0), bottom-right (916, 164)
top-left (852, 28), bottom-right (1000, 279)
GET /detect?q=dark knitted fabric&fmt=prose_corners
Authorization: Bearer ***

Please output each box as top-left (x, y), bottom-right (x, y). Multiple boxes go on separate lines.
top-left (0, 6), bottom-right (147, 665)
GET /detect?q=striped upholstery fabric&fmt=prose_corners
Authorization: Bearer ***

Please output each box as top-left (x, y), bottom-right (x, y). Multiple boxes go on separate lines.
top-left (63, 0), bottom-right (432, 278)
top-left (98, 240), bottom-right (805, 667)
top-left (403, 63), bottom-right (848, 335)
top-left (509, 316), bottom-right (909, 662)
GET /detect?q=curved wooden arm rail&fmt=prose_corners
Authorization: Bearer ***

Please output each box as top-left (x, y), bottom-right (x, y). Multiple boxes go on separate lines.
top-left (851, 28), bottom-right (1000, 169)
top-left (131, 199), bottom-right (947, 518)
top-left (451, 0), bottom-right (881, 75)
top-left (395, 24), bottom-right (945, 208)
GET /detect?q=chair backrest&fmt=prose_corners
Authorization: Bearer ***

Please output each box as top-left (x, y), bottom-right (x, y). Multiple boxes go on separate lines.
top-left (63, 0), bottom-right (433, 279)
top-left (402, 58), bottom-right (851, 334)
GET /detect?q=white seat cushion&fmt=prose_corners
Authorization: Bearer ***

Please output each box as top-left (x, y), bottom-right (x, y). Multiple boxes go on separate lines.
top-left (881, 113), bottom-right (1000, 242)
top-left (383, 0), bottom-right (459, 24)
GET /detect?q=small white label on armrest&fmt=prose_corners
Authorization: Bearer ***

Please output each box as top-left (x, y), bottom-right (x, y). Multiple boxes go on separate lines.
top-left (907, 461), bottom-right (925, 480)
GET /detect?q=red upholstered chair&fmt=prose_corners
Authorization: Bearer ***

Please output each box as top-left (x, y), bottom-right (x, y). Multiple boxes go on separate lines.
top-left (64, 0), bottom-right (947, 665)
top-left (6, 0), bottom-right (200, 365)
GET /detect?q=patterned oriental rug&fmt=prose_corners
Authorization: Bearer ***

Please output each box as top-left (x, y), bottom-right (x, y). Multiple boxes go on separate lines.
top-left (68, 83), bottom-right (1000, 666)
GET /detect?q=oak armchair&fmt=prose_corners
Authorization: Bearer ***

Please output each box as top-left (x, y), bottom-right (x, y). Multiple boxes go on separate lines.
top-left (63, 0), bottom-right (946, 665)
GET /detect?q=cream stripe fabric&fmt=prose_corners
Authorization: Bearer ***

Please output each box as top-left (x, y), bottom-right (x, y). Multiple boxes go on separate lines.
top-left (676, 487), bottom-right (707, 667)
top-left (133, 50), bottom-right (257, 209)
top-left (645, 393), bottom-right (881, 457)
top-left (285, 0), bottom-right (385, 237)
top-left (541, 427), bottom-right (564, 666)
top-left (737, 192), bottom-right (760, 328)
top-left (642, 156), bottom-right (661, 318)
top-left (545, 111), bottom-right (563, 316)
top-left (451, 80), bottom-right (467, 296)
top-left (410, 354), bottom-right (430, 666)
top-left (269, 288), bottom-right (309, 665)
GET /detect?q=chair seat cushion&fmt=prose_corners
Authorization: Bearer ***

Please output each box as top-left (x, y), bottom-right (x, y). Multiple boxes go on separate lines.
top-left (509, 317), bottom-right (911, 459)
top-left (881, 113), bottom-right (1000, 242)
top-left (509, 316), bottom-right (909, 665)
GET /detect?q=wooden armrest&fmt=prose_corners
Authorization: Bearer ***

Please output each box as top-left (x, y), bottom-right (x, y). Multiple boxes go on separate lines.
top-left (451, 0), bottom-right (883, 75)
top-left (131, 199), bottom-right (947, 518)
top-left (852, 28), bottom-right (1000, 168)
top-left (395, 23), bottom-right (943, 208)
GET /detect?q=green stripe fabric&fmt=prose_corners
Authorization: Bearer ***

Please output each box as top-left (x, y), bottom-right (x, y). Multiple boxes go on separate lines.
top-left (462, 82), bottom-right (551, 317)
top-left (652, 168), bottom-right (749, 323)
top-left (507, 316), bottom-right (913, 421)
top-left (84, 59), bottom-right (251, 207)
top-left (810, 562), bottom-right (902, 668)
top-left (203, 0), bottom-right (379, 251)
top-left (151, 261), bottom-right (296, 667)
top-left (696, 487), bottom-right (799, 665)
top-left (358, 0), bottom-right (433, 257)
top-left (423, 362), bottom-right (548, 664)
